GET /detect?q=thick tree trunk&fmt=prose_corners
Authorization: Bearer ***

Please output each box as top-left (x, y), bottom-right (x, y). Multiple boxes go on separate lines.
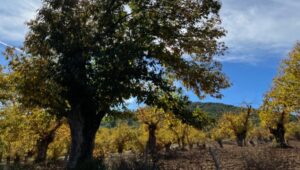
top-left (0, 152), bottom-right (2, 163)
top-left (164, 143), bottom-right (171, 153)
top-left (268, 111), bottom-right (289, 148)
top-left (270, 123), bottom-right (289, 148)
top-left (117, 144), bottom-right (124, 154)
top-left (236, 133), bottom-right (246, 147)
top-left (146, 124), bottom-right (157, 155)
top-left (67, 106), bottom-right (103, 169)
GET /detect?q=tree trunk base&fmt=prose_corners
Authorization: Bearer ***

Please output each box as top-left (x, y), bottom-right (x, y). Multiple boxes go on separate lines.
top-left (67, 108), bottom-right (103, 169)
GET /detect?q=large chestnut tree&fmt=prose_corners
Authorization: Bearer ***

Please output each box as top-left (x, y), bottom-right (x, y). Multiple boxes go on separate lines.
top-left (21, 0), bottom-right (229, 168)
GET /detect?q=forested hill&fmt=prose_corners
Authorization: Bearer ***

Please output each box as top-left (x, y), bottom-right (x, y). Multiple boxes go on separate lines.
top-left (101, 102), bottom-right (261, 128)
top-left (101, 102), bottom-right (243, 128)
top-left (190, 102), bottom-right (298, 123)
top-left (189, 102), bottom-right (243, 119)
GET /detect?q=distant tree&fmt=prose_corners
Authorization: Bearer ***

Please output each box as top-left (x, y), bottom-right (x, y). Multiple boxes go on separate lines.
top-left (164, 108), bottom-right (210, 150)
top-left (0, 105), bottom-right (36, 164)
top-left (0, 53), bottom-right (65, 163)
top-left (0, 105), bottom-right (64, 163)
top-left (132, 125), bottom-right (149, 154)
top-left (186, 127), bottom-right (206, 149)
top-left (16, 0), bottom-right (229, 168)
top-left (110, 122), bottom-right (136, 154)
top-left (269, 43), bottom-right (300, 115)
top-left (47, 122), bottom-right (71, 161)
top-left (94, 123), bottom-right (142, 156)
top-left (157, 122), bottom-right (176, 152)
top-left (248, 127), bottom-right (272, 145)
top-left (259, 103), bottom-right (290, 147)
top-left (210, 127), bottom-right (230, 148)
top-left (285, 121), bottom-right (300, 142)
top-left (27, 109), bottom-right (63, 163)
top-left (94, 128), bottom-right (112, 157)
top-left (137, 107), bottom-right (165, 155)
top-left (259, 43), bottom-right (300, 148)
top-left (166, 114), bottom-right (189, 150)
top-left (218, 106), bottom-right (253, 147)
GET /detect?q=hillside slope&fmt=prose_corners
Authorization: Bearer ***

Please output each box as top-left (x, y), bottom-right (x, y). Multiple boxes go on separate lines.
top-left (189, 102), bottom-right (242, 119)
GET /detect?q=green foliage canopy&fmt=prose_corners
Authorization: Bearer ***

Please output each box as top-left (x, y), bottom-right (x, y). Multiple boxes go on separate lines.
top-left (23, 0), bottom-right (229, 115)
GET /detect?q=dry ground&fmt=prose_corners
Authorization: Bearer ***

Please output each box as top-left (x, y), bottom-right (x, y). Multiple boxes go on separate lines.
top-left (157, 141), bottom-right (300, 170)
top-left (1, 141), bottom-right (300, 170)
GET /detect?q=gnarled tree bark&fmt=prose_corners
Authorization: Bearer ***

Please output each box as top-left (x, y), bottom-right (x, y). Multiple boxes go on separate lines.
top-left (66, 105), bottom-right (104, 169)
top-left (269, 111), bottom-right (289, 148)
top-left (269, 123), bottom-right (289, 148)
top-left (236, 132), bottom-right (246, 147)
top-left (146, 124), bottom-right (157, 155)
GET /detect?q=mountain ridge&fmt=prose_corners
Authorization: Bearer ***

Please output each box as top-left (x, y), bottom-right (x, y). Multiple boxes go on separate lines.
top-left (189, 102), bottom-right (244, 119)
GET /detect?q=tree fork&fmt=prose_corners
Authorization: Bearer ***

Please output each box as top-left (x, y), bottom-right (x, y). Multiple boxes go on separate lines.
top-left (269, 111), bottom-right (290, 148)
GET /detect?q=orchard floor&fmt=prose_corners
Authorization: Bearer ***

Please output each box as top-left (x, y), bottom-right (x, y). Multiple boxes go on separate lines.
top-left (1, 141), bottom-right (300, 170)
top-left (156, 141), bottom-right (300, 170)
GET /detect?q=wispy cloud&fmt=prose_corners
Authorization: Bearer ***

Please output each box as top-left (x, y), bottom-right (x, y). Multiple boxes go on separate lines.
top-left (0, 0), bottom-right (299, 64)
top-left (0, 0), bottom-right (41, 43)
top-left (220, 0), bottom-right (300, 63)
top-left (0, 40), bottom-right (23, 52)
top-left (216, 54), bottom-right (259, 64)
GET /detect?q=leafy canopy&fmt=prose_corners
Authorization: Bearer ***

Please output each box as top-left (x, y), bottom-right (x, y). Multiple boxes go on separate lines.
top-left (23, 0), bottom-right (229, 114)
top-left (259, 43), bottom-right (300, 131)
top-left (265, 43), bottom-right (300, 115)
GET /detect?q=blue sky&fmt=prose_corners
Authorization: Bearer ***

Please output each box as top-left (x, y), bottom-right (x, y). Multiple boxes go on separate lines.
top-left (0, 0), bottom-right (299, 109)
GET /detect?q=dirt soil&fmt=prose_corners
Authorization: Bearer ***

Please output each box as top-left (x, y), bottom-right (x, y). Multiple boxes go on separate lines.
top-left (157, 141), bottom-right (300, 170)
top-left (2, 141), bottom-right (300, 170)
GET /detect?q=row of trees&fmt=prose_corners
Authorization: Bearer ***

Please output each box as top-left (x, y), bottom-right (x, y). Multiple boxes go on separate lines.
top-left (211, 106), bottom-right (300, 148)
top-left (95, 108), bottom-right (208, 157)
top-left (1, 103), bottom-right (300, 165)
top-left (0, 107), bottom-right (70, 164)
top-left (0, 43), bottom-right (299, 165)
top-left (211, 43), bottom-right (300, 148)
top-left (0, 105), bottom-right (208, 163)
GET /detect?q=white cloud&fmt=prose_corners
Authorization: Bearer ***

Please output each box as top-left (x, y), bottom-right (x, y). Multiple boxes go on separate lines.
top-left (0, 40), bottom-right (23, 52)
top-left (216, 54), bottom-right (259, 64)
top-left (0, 0), bottom-right (41, 43)
top-left (220, 0), bottom-right (300, 63)
top-left (0, 0), bottom-right (299, 64)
